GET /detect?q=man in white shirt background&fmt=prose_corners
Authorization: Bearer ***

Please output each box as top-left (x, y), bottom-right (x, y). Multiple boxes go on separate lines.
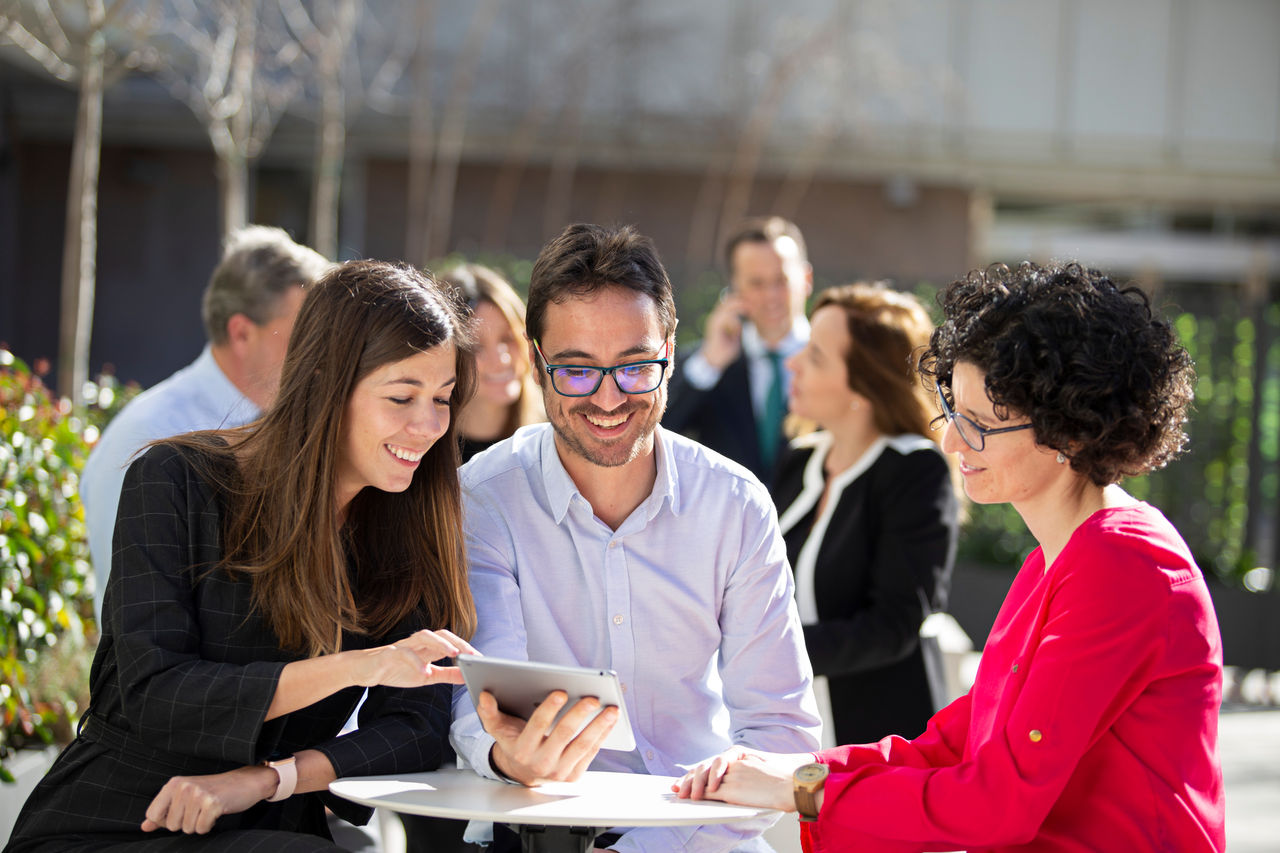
top-left (451, 222), bottom-right (820, 853)
top-left (664, 216), bottom-right (813, 485)
top-left (81, 224), bottom-right (330, 618)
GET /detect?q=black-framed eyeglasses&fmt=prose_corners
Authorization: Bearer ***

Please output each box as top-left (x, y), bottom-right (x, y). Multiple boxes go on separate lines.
top-left (532, 339), bottom-right (671, 397)
top-left (933, 384), bottom-right (1033, 452)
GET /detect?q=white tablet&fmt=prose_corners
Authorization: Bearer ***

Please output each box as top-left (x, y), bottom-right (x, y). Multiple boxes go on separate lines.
top-left (457, 655), bottom-right (636, 752)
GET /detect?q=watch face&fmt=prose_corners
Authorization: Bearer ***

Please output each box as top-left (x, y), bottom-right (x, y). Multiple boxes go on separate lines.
top-left (795, 763), bottom-right (828, 784)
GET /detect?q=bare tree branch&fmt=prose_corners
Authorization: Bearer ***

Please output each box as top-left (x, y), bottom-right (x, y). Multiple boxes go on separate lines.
top-left (153, 0), bottom-right (308, 237)
top-left (0, 16), bottom-right (78, 79)
top-left (34, 0), bottom-right (71, 58)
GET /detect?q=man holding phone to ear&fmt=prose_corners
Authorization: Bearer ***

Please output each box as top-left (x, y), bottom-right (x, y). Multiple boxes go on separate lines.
top-left (664, 216), bottom-right (813, 485)
top-left (450, 222), bottom-right (820, 852)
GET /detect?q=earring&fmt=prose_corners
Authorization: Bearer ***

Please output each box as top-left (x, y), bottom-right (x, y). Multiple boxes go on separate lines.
top-left (1056, 452), bottom-right (1066, 464)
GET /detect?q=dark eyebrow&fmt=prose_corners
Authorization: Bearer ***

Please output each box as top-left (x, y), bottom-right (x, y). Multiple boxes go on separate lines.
top-left (380, 376), bottom-right (457, 389)
top-left (547, 344), bottom-right (661, 362)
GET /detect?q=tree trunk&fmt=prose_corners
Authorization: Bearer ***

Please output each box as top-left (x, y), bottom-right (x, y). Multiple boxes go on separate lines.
top-left (56, 17), bottom-right (105, 404)
top-left (217, 151), bottom-right (249, 238)
top-left (404, 0), bottom-right (435, 267)
top-left (217, 0), bottom-right (257, 240)
top-left (424, 0), bottom-right (498, 261)
top-left (309, 0), bottom-right (356, 260)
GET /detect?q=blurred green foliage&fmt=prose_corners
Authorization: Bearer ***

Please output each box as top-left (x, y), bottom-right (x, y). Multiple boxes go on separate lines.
top-left (1, 349), bottom-right (137, 781)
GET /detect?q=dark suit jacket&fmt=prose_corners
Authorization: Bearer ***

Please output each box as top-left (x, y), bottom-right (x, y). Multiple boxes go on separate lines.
top-left (7, 445), bottom-right (453, 852)
top-left (664, 352), bottom-right (785, 483)
top-left (773, 435), bottom-right (958, 745)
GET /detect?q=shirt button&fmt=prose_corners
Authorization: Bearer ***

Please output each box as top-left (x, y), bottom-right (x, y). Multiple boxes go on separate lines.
top-left (608, 541), bottom-right (618, 549)
top-left (613, 614), bottom-right (624, 625)
top-left (645, 750), bottom-right (655, 760)
top-left (1029, 729), bottom-right (1043, 743)
top-left (621, 682), bottom-right (627, 693)
top-left (1012, 664), bottom-right (1018, 673)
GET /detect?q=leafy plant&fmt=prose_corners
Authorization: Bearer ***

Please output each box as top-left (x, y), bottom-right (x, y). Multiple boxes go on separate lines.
top-left (0, 349), bottom-right (137, 781)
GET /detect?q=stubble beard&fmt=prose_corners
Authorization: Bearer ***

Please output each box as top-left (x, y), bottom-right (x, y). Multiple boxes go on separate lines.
top-left (546, 391), bottom-right (666, 469)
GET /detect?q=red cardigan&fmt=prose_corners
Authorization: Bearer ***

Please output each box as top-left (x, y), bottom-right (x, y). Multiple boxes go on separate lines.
top-left (804, 503), bottom-right (1225, 852)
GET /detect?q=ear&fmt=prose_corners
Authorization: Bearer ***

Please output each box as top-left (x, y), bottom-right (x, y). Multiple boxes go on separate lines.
top-left (225, 312), bottom-right (256, 350)
top-left (802, 263), bottom-right (814, 298)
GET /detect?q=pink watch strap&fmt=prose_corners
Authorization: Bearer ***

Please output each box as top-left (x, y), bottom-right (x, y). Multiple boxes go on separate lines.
top-left (265, 756), bottom-right (297, 802)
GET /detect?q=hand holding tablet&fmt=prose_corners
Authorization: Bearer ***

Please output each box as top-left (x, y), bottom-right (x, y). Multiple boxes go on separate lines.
top-left (458, 655), bottom-right (636, 753)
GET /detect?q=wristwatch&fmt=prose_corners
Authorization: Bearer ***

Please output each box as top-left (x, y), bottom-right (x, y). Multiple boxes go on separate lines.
top-left (261, 752), bottom-right (298, 802)
top-left (793, 761), bottom-right (829, 822)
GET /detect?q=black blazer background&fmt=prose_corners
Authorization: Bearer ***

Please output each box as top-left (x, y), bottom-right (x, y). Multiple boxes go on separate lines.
top-left (6, 445), bottom-right (452, 851)
top-left (664, 352), bottom-right (785, 483)
top-left (773, 439), bottom-right (959, 745)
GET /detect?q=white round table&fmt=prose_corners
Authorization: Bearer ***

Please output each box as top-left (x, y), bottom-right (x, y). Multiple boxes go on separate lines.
top-left (330, 767), bottom-right (776, 852)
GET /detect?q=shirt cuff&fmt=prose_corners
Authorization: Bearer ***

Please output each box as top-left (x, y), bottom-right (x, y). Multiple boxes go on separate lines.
top-left (680, 350), bottom-right (722, 391)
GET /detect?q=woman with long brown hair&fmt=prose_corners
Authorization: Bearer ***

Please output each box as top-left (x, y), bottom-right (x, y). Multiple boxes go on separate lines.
top-left (439, 263), bottom-right (544, 463)
top-left (773, 282), bottom-right (959, 746)
top-left (7, 260), bottom-right (479, 853)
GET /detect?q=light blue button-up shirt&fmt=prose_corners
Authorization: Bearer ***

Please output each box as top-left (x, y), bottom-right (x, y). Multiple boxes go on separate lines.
top-left (451, 423), bottom-right (820, 852)
top-left (81, 346), bottom-right (258, 619)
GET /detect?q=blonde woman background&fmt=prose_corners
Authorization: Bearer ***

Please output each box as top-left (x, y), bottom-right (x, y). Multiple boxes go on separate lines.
top-left (773, 283), bottom-right (959, 747)
top-left (440, 263), bottom-right (544, 463)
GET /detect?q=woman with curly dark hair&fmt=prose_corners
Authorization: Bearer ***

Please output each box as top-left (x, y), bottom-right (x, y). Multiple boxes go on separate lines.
top-left (676, 261), bottom-right (1225, 852)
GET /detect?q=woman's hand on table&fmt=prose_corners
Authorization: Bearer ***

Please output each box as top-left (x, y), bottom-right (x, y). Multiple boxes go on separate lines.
top-left (351, 628), bottom-right (478, 688)
top-left (673, 747), bottom-right (810, 812)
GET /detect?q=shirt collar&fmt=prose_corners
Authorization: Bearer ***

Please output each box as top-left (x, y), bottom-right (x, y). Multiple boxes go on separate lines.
top-left (196, 345), bottom-right (259, 418)
top-left (741, 315), bottom-right (811, 359)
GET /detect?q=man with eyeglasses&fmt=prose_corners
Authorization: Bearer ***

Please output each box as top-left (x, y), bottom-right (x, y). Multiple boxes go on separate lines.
top-left (450, 223), bottom-right (821, 852)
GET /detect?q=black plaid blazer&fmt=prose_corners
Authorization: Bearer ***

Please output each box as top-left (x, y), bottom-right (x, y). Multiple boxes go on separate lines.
top-left (6, 445), bottom-right (453, 852)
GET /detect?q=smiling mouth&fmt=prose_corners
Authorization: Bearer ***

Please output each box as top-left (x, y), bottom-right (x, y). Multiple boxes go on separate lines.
top-left (387, 443), bottom-right (425, 462)
top-left (584, 412), bottom-right (629, 429)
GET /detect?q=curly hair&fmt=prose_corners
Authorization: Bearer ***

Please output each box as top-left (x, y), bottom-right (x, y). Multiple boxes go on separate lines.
top-left (918, 261), bottom-right (1195, 486)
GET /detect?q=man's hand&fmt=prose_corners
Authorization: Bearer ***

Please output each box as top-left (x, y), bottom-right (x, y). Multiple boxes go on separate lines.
top-left (699, 290), bottom-right (746, 371)
top-left (142, 765), bottom-right (276, 834)
top-left (672, 747), bottom-right (808, 812)
top-left (350, 629), bottom-right (479, 689)
top-left (479, 689), bottom-right (619, 786)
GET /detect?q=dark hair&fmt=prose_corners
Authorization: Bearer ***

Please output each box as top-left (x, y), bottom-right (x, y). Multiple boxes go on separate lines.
top-left (919, 261), bottom-right (1195, 486)
top-left (810, 282), bottom-right (936, 439)
top-left (723, 216), bottom-right (808, 274)
top-left (168, 260), bottom-right (477, 654)
top-left (202, 224), bottom-right (331, 343)
top-left (526, 223), bottom-right (676, 343)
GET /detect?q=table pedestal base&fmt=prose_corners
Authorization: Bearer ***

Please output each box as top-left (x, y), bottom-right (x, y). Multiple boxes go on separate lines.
top-left (514, 824), bottom-right (600, 852)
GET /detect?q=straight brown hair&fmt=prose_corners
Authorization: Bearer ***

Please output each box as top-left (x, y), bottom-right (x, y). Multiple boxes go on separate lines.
top-left (166, 260), bottom-right (477, 655)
